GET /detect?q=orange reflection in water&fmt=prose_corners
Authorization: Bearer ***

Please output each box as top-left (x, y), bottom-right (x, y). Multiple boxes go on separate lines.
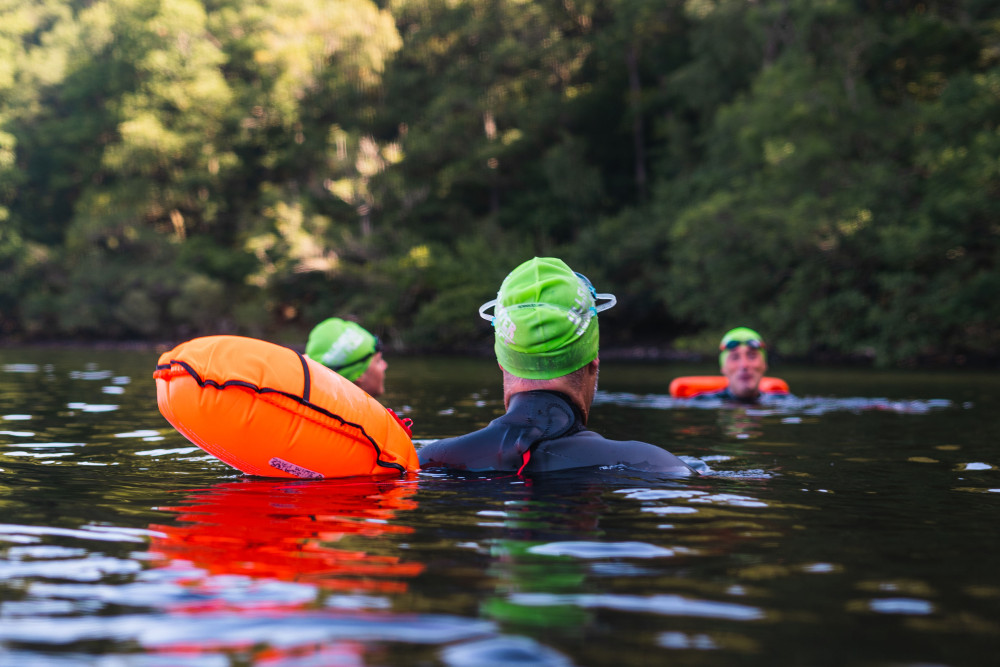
top-left (149, 477), bottom-right (424, 594)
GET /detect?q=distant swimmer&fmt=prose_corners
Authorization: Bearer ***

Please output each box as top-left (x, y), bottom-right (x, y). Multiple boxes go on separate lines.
top-left (668, 328), bottom-right (790, 401)
top-left (305, 318), bottom-right (388, 398)
top-left (418, 257), bottom-right (695, 476)
top-left (701, 327), bottom-right (789, 403)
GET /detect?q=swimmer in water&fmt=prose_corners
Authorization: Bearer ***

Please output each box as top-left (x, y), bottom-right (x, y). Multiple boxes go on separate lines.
top-left (305, 318), bottom-right (388, 398)
top-left (711, 327), bottom-right (771, 403)
top-left (417, 257), bottom-right (694, 476)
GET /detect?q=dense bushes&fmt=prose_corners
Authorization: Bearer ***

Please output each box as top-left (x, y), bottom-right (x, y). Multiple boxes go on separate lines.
top-left (1, 0), bottom-right (997, 366)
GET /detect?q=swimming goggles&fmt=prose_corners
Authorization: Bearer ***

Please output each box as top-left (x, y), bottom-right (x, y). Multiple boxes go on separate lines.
top-left (478, 272), bottom-right (617, 323)
top-left (328, 338), bottom-right (382, 372)
top-left (720, 338), bottom-right (765, 351)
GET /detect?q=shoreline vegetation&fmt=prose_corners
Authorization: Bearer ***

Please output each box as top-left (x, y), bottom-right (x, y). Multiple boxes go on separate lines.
top-left (2, 2), bottom-right (998, 369)
top-left (3, 337), bottom-right (994, 370)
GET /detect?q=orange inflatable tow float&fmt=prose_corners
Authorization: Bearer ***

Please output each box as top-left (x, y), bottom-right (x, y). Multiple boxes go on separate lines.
top-left (154, 335), bottom-right (419, 479)
top-left (669, 376), bottom-right (790, 399)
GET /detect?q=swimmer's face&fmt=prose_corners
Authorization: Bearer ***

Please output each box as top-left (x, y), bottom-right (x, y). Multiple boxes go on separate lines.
top-left (355, 352), bottom-right (387, 398)
top-left (721, 345), bottom-right (767, 400)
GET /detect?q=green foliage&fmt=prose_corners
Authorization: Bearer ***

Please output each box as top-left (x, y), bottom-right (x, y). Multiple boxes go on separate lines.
top-left (0, 0), bottom-right (997, 366)
top-left (167, 274), bottom-right (229, 333)
top-left (405, 232), bottom-right (533, 349)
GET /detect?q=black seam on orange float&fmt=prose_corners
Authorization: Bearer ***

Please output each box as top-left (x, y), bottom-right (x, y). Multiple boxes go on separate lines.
top-left (163, 359), bottom-right (406, 474)
top-left (295, 351), bottom-right (311, 403)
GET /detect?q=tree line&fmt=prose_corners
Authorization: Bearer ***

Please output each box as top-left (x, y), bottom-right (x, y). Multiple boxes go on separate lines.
top-left (1, 0), bottom-right (998, 366)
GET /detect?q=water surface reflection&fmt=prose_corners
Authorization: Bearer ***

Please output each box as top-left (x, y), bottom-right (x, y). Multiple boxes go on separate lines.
top-left (149, 478), bottom-right (424, 593)
top-left (1, 350), bottom-right (998, 665)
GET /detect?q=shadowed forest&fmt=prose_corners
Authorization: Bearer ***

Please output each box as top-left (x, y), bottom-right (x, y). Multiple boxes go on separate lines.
top-left (1, 0), bottom-right (998, 367)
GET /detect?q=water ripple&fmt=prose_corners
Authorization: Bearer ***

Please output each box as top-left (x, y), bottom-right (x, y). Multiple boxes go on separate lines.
top-left (0, 524), bottom-right (157, 544)
top-left (658, 631), bottom-right (719, 650)
top-left (28, 579), bottom-right (318, 609)
top-left (0, 612), bottom-right (497, 647)
top-left (615, 488), bottom-right (770, 509)
top-left (114, 430), bottom-right (162, 439)
top-left (594, 391), bottom-right (954, 415)
top-left (66, 402), bottom-right (119, 413)
top-left (508, 593), bottom-right (764, 620)
top-left (442, 636), bottom-right (573, 667)
top-left (0, 556), bottom-right (141, 581)
top-left (3, 364), bottom-right (40, 373)
top-left (68, 370), bottom-right (114, 381)
top-left (868, 597), bottom-right (935, 615)
top-left (527, 541), bottom-right (679, 558)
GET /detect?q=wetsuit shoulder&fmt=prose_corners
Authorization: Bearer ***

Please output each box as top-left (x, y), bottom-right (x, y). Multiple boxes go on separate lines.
top-left (417, 422), bottom-right (505, 471)
top-left (531, 430), bottom-right (694, 476)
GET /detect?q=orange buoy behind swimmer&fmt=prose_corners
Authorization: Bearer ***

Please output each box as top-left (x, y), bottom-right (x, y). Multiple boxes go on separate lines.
top-left (153, 335), bottom-right (419, 479)
top-left (669, 376), bottom-right (790, 399)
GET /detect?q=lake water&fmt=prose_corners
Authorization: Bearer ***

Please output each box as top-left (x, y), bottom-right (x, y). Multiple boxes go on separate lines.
top-left (1, 346), bottom-right (998, 666)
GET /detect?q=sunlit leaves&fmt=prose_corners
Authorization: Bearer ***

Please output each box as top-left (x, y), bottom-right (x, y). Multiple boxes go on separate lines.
top-left (0, 0), bottom-right (997, 362)
top-left (2, 0), bottom-right (404, 339)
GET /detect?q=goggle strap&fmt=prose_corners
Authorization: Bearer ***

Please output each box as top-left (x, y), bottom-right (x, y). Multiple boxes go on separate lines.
top-left (479, 299), bottom-right (498, 323)
top-left (594, 293), bottom-right (616, 313)
top-left (329, 350), bottom-right (375, 372)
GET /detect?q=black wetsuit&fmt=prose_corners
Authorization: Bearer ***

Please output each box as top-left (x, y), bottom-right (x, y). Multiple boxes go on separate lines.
top-left (694, 389), bottom-right (792, 404)
top-left (696, 389), bottom-right (757, 403)
top-left (418, 390), bottom-right (695, 475)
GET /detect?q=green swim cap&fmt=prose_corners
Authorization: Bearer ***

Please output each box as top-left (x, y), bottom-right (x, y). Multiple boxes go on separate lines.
top-left (305, 318), bottom-right (380, 382)
top-left (719, 327), bottom-right (767, 368)
top-left (479, 257), bottom-right (617, 380)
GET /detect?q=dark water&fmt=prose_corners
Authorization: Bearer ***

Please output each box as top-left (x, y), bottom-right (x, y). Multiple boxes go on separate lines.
top-left (1, 347), bottom-right (998, 666)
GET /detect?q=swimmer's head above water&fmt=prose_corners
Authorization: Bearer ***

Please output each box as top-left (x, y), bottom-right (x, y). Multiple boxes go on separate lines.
top-left (478, 256), bottom-right (616, 421)
top-left (305, 318), bottom-right (387, 397)
top-left (719, 327), bottom-right (768, 401)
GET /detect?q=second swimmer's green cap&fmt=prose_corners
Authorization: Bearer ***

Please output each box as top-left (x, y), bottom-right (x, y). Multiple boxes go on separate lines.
top-left (479, 257), bottom-right (617, 380)
top-left (305, 318), bottom-right (380, 382)
top-left (719, 327), bottom-right (767, 368)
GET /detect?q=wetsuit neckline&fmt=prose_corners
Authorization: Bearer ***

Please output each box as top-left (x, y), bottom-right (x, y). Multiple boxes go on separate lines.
top-left (717, 388), bottom-right (762, 404)
top-left (508, 390), bottom-right (585, 423)
top-left (503, 390), bottom-right (582, 473)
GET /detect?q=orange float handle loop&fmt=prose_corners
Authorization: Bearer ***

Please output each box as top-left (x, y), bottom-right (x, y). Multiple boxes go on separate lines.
top-left (386, 408), bottom-right (413, 438)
